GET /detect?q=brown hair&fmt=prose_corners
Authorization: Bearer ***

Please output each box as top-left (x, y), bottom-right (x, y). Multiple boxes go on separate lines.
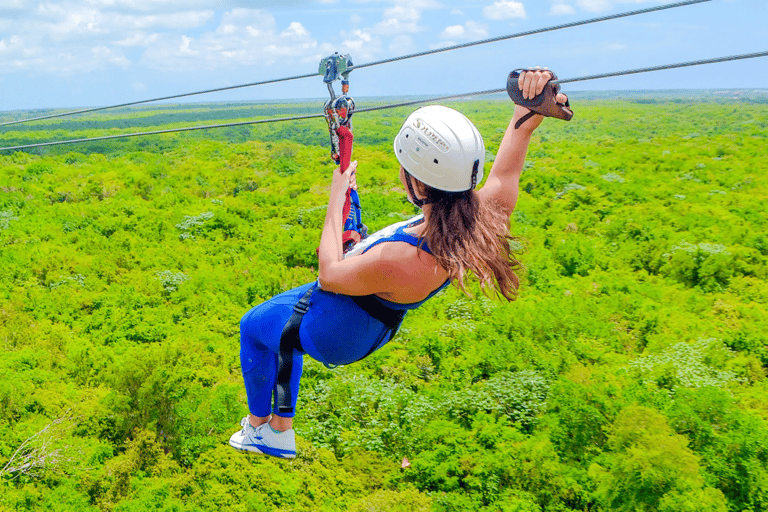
top-left (412, 174), bottom-right (524, 301)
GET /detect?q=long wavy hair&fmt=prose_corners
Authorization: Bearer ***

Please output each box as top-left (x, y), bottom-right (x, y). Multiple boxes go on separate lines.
top-left (409, 171), bottom-right (524, 301)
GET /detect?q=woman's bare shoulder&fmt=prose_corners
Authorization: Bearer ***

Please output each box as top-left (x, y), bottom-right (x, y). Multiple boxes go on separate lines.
top-left (371, 242), bottom-right (448, 303)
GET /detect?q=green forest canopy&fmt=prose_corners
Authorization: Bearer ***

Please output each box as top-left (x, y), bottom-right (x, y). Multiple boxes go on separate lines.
top-left (0, 96), bottom-right (767, 511)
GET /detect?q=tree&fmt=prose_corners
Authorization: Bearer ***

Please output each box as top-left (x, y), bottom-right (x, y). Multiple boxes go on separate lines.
top-left (588, 405), bottom-right (727, 511)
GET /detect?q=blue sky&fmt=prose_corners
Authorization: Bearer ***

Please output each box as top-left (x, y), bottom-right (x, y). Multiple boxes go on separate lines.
top-left (0, 0), bottom-right (766, 111)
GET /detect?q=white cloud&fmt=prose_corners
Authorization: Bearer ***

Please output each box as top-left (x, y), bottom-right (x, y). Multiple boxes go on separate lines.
top-left (387, 0), bottom-right (440, 9)
top-left (281, 21), bottom-right (310, 39)
top-left (221, 8), bottom-right (276, 33)
top-left (550, 3), bottom-right (576, 15)
top-left (111, 11), bottom-right (213, 30)
top-left (440, 21), bottom-right (488, 40)
top-left (483, 0), bottom-right (527, 20)
top-left (450, 9), bottom-right (464, 15)
top-left (576, 0), bottom-right (652, 12)
top-left (3, 40), bottom-right (131, 75)
top-left (0, 0), bottom-right (422, 79)
top-left (441, 24), bottom-right (464, 38)
top-left (0, 36), bottom-right (22, 55)
top-left (36, 6), bottom-right (107, 42)
top-left (177, 35), bottom-right (197, 56)
top-left (79, 0), bottom-right (308, 10)
top-left (576, 0), bottom-right (612, 11)
top-left (137, 9), bottom-right (334, 71)
top-left (113, 32), bottom-right (158, 47)
top-left (374, 5), bottom-right (423, 34)
top-left (24, 4), bottom-right (212, 45)
top-left (339, 29), bottom-right (381, 61)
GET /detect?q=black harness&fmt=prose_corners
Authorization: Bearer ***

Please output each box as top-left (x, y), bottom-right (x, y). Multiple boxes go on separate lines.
top-left (275, 287), bottom-right (408, 414)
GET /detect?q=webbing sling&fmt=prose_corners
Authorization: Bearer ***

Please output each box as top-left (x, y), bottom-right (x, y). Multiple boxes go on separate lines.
top-left (275, 287), bottom-right (314, 414)
top-left (275, 289), bottom-right (407, 414)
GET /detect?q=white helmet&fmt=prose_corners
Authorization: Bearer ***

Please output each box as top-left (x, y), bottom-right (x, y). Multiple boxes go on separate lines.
top-left (394, 105), bottom-right (485, 193)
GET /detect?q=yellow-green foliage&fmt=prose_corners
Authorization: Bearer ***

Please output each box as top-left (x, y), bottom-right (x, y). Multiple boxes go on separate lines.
top-left (0, 98), bottom-right (767, 511)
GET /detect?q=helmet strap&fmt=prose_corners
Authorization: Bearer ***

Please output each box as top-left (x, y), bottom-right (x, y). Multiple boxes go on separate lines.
top-left (470, 159), bottom-right (479, 189)
top-left (404, 171), bottom-right (432, 208)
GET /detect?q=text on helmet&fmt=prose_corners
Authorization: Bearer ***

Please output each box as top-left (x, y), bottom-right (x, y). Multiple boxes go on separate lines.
top-left (412, 118), bottom-right (451, 153)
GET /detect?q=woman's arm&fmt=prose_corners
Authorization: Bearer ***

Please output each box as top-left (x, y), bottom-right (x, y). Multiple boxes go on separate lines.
top-left (478, 69), bottom-right (567, 214)
top-left (317, 162), bottom-right (441, 297)
top-left (317, 160), bottom-right (393, 296)
top-left (317, 161), bottom-right (355, 277)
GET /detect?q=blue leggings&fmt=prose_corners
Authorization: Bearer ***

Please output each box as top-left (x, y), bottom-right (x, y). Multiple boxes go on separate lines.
top-left (239, 282), bottom-right (394, 418)
top-left (239, 283), bottom-right (314, 418)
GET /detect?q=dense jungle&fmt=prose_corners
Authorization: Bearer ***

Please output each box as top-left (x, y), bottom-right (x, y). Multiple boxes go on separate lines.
top-left (1, 93), bottom-right (767, 511)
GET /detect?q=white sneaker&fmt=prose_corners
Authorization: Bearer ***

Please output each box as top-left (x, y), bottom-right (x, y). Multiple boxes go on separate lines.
top-left (229, 418), bottom-right (296, 459)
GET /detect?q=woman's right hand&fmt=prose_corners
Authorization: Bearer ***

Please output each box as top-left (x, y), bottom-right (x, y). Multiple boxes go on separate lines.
top-left (330, 160), bottom-right (357, 208)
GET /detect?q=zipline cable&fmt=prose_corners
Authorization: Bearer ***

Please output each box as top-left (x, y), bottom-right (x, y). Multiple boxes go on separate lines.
top-left (350, 0), bottom-right (711, 71)
top-left (553, 50), bottom-right (768, 85)
top-left (0, 0), bottom-right (712, 129)
top-left (0, 91), bottom-right (505, 152)
top-left (0, 72), bottom-right (318, 129)
top-left (0, 113), bottom-right (324, 151)
top-left (1, 50), bottom-right (766, 153)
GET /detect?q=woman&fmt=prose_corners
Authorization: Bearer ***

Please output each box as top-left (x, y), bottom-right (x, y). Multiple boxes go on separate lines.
top-left (230, 69), bottom-right (568, 459)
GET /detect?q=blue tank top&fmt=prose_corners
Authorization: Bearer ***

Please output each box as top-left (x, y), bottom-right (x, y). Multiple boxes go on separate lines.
top-left (301, 217), bottom-right (450, 366)
top-left (358, 217), bottom-right (451, 309)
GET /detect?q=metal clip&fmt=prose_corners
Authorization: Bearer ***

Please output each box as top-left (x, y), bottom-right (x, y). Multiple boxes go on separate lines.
top-left (318, 53), bottom-right (354, 84)
top-left (320, 53), bottom-right (355, 163)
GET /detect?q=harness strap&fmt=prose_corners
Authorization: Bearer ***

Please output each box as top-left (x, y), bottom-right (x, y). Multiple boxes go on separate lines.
top-left (351, 295), bottom-right (408, 331)
top-left (351, 294), bottom-right (408, 360)
top-left (275, 286), bottom-right (314, 414)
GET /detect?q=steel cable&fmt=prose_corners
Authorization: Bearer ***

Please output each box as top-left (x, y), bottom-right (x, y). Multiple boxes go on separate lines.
top-left (350, 0), bottom-right (711, 71)
top-left (0, 0), bottom-right (711, 128)
top-left (554, 50), bottom-right (768, 85)
top-left (1, 50), bottom-right (766, 153)
top-left (0, 73), bottom-right (318, 128)
top-left (0, 113), bottom-right (324, 151)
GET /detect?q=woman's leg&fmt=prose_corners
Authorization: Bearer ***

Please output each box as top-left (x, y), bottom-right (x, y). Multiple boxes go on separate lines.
top-left (240, 345), bottom-right (276, 424)
top-left (232, 283), bottom-right (314, 456)
top-left (240, 300), bottom-right (306, 422)
top-left (239, 342), bottom-right (303, 431)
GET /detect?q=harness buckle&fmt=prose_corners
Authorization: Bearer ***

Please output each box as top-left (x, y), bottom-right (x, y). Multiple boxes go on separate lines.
top-left (292, 288), bottom-right (314, 315)
top-left (293, 300), bottom-right (310, 315)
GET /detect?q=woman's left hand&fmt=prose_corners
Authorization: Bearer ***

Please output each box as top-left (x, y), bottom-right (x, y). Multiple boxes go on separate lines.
top-left (518, 67), bottom-right (567, 104)
top-left (513, 67), bottom-right (568, 132)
